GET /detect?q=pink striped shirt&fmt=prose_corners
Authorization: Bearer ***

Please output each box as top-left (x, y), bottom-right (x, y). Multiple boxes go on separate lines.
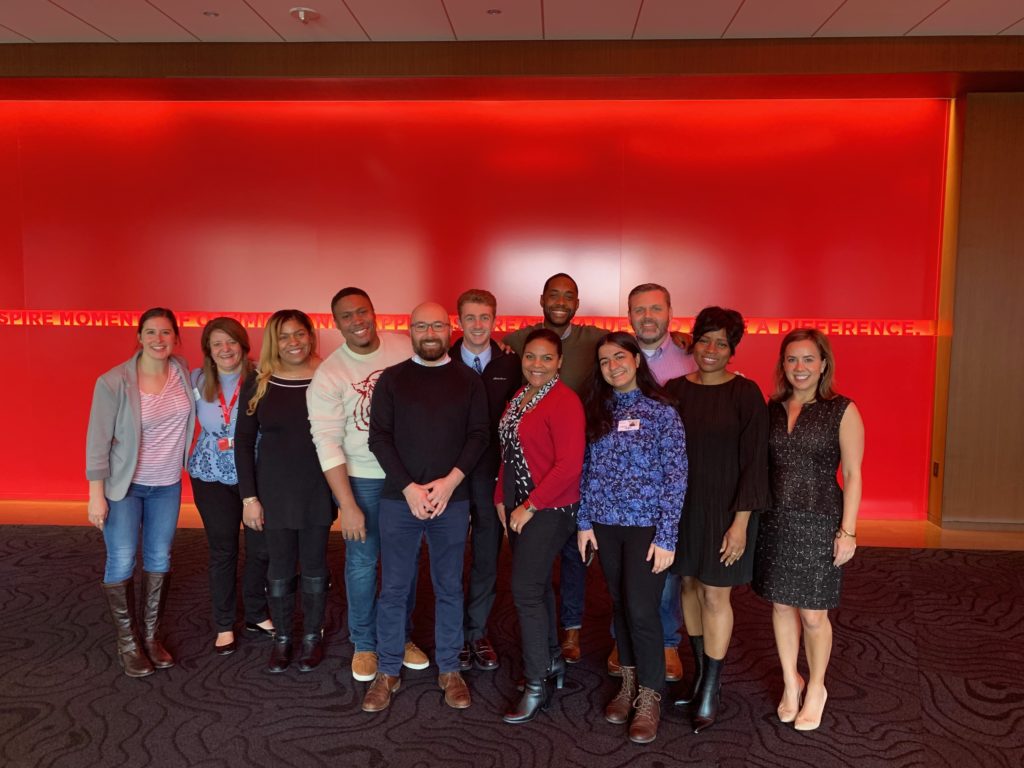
top-left (132, 366), bottom-right (191, 486)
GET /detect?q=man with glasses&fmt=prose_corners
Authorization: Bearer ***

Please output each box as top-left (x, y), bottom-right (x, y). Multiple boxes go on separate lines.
top-left (363, 302), bottom-right (490, 713)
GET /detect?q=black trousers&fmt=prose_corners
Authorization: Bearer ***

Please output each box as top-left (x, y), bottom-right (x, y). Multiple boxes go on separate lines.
top-left (192, 478), bottom-right (270, 631)
top-left (593, 522), bottom-right (667, 690)
top-left (463, 470), bottom-right (504, 641)
top-left (510, 507), bottom-right (577, 680)
top-left (264, 525), bottom-right (330, 581)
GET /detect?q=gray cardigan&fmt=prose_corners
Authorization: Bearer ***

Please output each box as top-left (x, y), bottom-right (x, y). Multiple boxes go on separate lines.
top-left (85, 351), bottom-right (196, 501)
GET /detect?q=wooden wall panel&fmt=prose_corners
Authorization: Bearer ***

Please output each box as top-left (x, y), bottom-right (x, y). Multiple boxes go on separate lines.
top-left (943, 93), bottom-right (1024, 526)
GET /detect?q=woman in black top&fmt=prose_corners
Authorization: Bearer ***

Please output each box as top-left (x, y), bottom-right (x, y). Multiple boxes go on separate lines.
top-left (664, 306), bottom-right (770, 732)
top-left (235, 310), bottom-right (334, 674)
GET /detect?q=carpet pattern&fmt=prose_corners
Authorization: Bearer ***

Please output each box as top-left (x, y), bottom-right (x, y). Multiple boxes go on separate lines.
top-left (1, 526), bottom-right (1021, 768)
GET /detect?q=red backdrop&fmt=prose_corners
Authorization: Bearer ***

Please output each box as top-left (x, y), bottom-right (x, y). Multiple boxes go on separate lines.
top-left (0, 96), bottom-right (949, 519)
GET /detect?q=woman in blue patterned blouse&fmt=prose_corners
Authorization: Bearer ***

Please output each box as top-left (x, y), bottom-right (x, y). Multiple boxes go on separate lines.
top-left (188, 317), bottom-right (273, 656)
top-left (578, 332), bottom-right (688, 745)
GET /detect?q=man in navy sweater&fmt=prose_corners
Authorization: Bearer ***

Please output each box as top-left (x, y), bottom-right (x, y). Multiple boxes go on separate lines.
top-left (364, 302), bottom-right (490, 713)
top-left (451, 289), bottom-right (522, 672)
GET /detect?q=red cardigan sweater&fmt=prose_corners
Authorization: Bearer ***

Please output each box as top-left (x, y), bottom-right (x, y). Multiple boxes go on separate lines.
top-left (495, 380), bottom-right (585, 510)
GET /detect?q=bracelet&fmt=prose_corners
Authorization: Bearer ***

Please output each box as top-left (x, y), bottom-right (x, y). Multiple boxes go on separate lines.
top-left (837, 526), bottom-right (856, 538)
top-left (242, 496), bottom-right (259, 506)
top-left (523, 498), bottom-right (537, 514)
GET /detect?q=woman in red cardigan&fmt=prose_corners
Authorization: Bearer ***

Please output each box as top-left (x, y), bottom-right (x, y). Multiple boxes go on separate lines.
top-left (496, 328), bottom-right (586, 724)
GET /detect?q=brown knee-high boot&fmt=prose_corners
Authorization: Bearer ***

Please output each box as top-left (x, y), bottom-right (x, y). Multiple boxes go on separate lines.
top-left (141, 571), bottom-right (175, 669)
top-left (102, 579), bottom-right (155, 678)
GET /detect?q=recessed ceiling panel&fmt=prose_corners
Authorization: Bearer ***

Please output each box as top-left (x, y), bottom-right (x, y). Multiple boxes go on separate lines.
top-left (445, 0), bottom-right (542, 41)
top-left (817, 0), bottom-right (945, 38)
top-left (50, 0), bottom-right (197, 42)
top-left (0, 0), bottom-right (112, 42)
top-left (910, 0), bottom-right (1024, 36)
top-left (725, 0), bottom-right (844, 38)
top-left (344, 0), bottom-right (453, 41)
top-left (634, 0), bottom-right (743, 40)
top-left (147, 0), bottom-right (282, 42)
top-left (545, 0), bottom-right (642, 40)
top-left (244, 0), bottom-right (367, 41)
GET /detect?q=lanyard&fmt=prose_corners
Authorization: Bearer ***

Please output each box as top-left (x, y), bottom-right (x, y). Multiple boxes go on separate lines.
top-left (217, 379), bottom-right (241, 427)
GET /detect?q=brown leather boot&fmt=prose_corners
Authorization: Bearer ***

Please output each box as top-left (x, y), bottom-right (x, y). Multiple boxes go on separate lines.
top-left (607, 643), bottom-right (622, 677)
top-left (102, 579), bottom-right (155, 678)
top-left (561, 628), bottom-right (581, 664)
top-left (141, 571), bottom-right (174, 669)
top-left (604, 665), bottom-right (637, 724)
top-left (438, 671), bottom-right (472, 709)
top-left (629, 686), bottom-right (662, 744)
top-left (362, 672), bottom-right (401, 712)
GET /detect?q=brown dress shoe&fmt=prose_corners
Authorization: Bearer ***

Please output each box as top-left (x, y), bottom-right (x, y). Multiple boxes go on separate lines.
top-left (438, 671), bottom-right (472, 709)
top-left (471, 637), bottom-right (499, 671)
top-left (664, 647), bottom-right (683, 682)
top-left (607, 643), bottom-right (622, 677)
top-left (561, 628), bottom-right (581, 664)
top-left (605, 666), bottom-right (636, 724)
top-left (362, 672), bottom-right (401, 712)
top-left (629, 686), bottom-right (662, 744)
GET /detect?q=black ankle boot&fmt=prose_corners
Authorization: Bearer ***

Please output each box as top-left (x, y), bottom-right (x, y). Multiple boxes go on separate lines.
top-left (503, 679), bottom-right (552, 724)
top-left (693, 654), bottom-right (723, 733)
top-left (673, 635), bottom-right (705, 706)
top-left (546, 653), bottom-right (566, 690)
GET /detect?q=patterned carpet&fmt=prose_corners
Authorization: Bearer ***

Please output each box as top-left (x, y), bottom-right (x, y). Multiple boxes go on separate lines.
top-left (1, 525), bottom-right (1021, 768)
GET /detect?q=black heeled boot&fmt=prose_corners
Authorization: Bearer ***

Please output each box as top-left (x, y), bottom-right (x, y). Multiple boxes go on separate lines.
top-left (673, 635), bottom-right (705, 706)
top-left (267, 575), bottom-right (297, 674)
top-left (503, 679), bottom-right (552, 724)
top-left (693, 654), bottom-right (723, 733)
top-left (546, 652), bottom-right (566, 690)
top-left (297, 575), bottom-right (327, 672)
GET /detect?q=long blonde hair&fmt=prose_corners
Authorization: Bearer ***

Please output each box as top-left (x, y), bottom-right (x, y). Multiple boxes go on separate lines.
top-left (247, 309), bottom-right (317, 415)
top-left (199, 317), bottom-right (254, 402)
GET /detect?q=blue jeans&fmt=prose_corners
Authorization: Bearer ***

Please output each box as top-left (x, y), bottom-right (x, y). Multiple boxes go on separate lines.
top-left (377, 499), bottom-right (469, 675)
top-left (102, 482), bottom-right (181, 583)
top-left (559, 532), bottom-right (586, 629)
top-left (345, 477), bottom-right (417, 652)
top-left (610, 572), bottom-right (682, 647)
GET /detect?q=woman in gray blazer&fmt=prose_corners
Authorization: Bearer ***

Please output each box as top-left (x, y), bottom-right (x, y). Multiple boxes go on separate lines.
top-left (86, 307), bottom-right (195, 677)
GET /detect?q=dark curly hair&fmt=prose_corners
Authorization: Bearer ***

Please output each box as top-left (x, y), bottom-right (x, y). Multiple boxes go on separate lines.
top-left (690, 306), bottom-right (745, 354)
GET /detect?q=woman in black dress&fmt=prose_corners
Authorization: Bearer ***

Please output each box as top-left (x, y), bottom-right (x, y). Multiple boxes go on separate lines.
top-left (664, 306), bottom-right (770, 732)
top-left (235, 310), bottom-right (335, 674)
top-left (753, 329), bottom-right (864, 731)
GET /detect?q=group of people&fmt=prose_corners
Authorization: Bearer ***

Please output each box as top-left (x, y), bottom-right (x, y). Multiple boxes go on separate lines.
top-left (85, 273), bottom-right (864, 745)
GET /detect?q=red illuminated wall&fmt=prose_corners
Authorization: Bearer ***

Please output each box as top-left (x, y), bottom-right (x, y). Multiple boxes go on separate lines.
top-left (0, 97), bottom-right (948, 519)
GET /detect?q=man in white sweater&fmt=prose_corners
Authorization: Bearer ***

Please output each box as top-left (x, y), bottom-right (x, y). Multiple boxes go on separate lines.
top-left (307, 287), bottom-right (427, 681)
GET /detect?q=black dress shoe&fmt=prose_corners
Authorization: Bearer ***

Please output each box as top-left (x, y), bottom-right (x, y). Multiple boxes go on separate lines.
top-left (214, 638), bottom-right (237, 656)
top-left (245, 622), bottom-right (275, 638)
top-left (458, 643), bottom-right (473, 672)
top-left (471, 638), bottom-right (499, 671)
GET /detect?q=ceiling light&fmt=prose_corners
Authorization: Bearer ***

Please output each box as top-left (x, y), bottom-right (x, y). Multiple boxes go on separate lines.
top-left (486, 9), bottom-right (502, 15)
top-left (290, 7), bottom-right (321, 23)
top-left (202, 10), bottom-right (219, 17)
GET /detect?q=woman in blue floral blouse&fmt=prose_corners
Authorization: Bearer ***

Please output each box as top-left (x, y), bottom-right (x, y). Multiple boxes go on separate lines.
top-left (188, 317), bottom-right (273, 656)
top-left (578, 331), bottom-right (687, 745)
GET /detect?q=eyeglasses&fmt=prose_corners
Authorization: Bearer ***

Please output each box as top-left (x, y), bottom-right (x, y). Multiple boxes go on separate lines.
top-left (410, 321), bottom-right (451, 333)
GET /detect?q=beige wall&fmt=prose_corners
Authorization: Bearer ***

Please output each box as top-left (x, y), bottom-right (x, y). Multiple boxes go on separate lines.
top-left (941, 93), bottom-right (1024, 526)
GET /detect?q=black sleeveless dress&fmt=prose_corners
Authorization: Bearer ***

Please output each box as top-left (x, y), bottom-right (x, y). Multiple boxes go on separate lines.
top-left (753, 396), bottom-right (852, 610)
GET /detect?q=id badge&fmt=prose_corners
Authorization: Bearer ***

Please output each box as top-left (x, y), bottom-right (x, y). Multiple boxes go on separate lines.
top-left (217, 437), bottom-right (235, 451)
top-left (617, 419), bottom-right (640, 432)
